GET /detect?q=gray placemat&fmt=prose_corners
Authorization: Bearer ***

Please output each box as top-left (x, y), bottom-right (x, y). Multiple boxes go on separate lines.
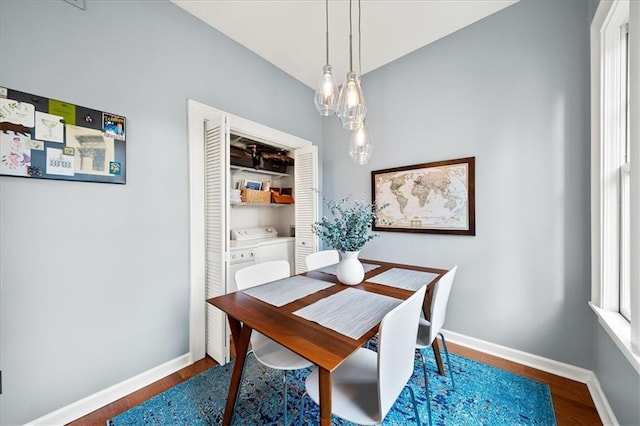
top-left (367, 268), bottom-right (439, 291)
top-left (242, 275), bottom-right (334, 307)
top-left (293, 288), bottom-right (402, 340)
top-left (315, 262), bottom-right (381, 276)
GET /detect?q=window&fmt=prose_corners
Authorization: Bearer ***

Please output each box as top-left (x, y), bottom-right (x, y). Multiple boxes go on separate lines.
top-left (591, 0), bottom-right (639, 371)
top-left (619, 23), bottom-right (631, 320)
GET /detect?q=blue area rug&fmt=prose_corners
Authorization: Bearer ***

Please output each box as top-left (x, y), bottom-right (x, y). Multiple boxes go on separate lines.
top-left (109, 350), bottom-right (556, 425)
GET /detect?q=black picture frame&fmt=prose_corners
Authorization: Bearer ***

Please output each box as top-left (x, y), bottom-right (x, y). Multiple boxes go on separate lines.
top-left (0, 87), bottom-right (126, 184)
top-left (371, 157), bottom-right (475, 235)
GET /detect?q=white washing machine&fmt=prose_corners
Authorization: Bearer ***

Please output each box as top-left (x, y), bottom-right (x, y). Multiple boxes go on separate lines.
top-left (228, 226), bottom-right (294, 292)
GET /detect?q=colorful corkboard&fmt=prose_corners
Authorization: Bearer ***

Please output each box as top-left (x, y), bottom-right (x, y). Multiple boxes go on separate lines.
top-left (0, 87), bottom-right (126, 184)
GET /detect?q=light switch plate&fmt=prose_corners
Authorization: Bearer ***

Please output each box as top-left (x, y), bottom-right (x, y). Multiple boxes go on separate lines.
top-left (63, 0), bottom-right (85, 10)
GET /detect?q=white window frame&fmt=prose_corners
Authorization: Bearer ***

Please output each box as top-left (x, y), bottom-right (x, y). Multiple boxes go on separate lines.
top-left (620, 20), bottom-right (630, 319)
top-left (590, 0), bottom-right (640, 373)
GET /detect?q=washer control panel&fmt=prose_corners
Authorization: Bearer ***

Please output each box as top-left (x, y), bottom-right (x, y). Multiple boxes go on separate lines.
top-left (229, 248), bottom-right (256, 264)
top-left (231, 226), bottom-right (278, 241)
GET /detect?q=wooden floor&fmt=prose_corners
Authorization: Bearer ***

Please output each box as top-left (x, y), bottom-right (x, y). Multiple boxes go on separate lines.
top-left (68, 341), bottom-right (601, 425)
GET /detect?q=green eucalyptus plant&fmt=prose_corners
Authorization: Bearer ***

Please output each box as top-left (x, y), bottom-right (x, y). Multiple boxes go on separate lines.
top-left (312, 195), bottom-right (386, 252)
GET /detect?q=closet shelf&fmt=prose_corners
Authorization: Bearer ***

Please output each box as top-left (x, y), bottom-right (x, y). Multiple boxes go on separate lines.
top-left (230, 165), bottom-right (291, 178)
top-left (231, 202), bottom-right (291, 209)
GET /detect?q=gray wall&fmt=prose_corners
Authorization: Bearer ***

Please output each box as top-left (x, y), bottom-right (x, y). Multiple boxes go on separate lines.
top-left (324, 0), bottom-right (593, 367)
top-left (594, 327), bottom-right (640, 425)
top-left (0, 1), bottom-right (320, 424)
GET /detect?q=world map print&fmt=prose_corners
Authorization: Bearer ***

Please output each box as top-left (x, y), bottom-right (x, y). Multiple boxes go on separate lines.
top-left (373, 161), bottom-right (472, 232)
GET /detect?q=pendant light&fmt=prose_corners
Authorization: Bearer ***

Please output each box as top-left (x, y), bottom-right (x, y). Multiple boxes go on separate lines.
top-left (349, 122), bottom-right (373, 165)
top-left (349, 0), bottom-right (373, 165)
top-left (314, 0), bottom-right (338, 116)
top-left (336, 0), bottom-right (367, 130)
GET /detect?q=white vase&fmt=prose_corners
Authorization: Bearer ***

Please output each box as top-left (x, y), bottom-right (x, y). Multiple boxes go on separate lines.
top-left (336, 251), bottom-right (365, 285)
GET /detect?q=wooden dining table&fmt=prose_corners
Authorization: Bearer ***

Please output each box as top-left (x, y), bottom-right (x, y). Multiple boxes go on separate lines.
top-left (207, 258), bottom-right (448, 426)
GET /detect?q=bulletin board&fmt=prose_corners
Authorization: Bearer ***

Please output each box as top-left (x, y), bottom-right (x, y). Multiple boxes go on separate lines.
top-left (0, 87), bottom-right (126, 184)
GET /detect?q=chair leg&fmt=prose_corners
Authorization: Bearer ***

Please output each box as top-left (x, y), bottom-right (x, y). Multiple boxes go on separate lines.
top-left (418, 349), bottom-right (429, 395)
top-left (297, 392), bottom-right (309, 425)
top-left (415, 348), bottom-right (432, 426)
top-left (403, 384), bottom-right (426, 426)
top-left (438, 333), bottom-right (455, 391)
top-left (282, 370), bottom-right (288, 425)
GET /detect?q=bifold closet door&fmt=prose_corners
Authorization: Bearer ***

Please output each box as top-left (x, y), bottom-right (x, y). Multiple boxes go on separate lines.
top-left (204, 116), bottom-right (230, 364)
top-left (294, 145), bottom-right (319, 274)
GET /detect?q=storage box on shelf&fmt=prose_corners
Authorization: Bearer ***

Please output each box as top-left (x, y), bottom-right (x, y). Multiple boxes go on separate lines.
top-left (258, 158), bottom-right (287, 173)
top-left (272, 192), bottom-right (294, 204)
top-left (257, 152), bottom-right (293, 174)
top-left (241, 188), bottom-right (271, 204)
top-left (270, 187), bottom-right (294, 204)
top-left (230, 146), bottom-right (255, 168)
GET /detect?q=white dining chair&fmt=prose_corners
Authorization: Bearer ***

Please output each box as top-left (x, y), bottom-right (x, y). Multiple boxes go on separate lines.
top-left (298, 284), bottom-right (427, 425)
top-left (416, 265), bottom-right (457, 423)
top-left (234, 260), bottom-right (313, 425)
top-left (305, 249), bottom-right (339, 271)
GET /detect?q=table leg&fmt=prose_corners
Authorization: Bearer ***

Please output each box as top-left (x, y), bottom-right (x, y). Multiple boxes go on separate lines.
top-left (432, 338), bottom-right (445, 376)
top-left (423, 287), bottom-right (446, 376)
top-left (222, 318), bottom-right (252, 426)
top-left (318, 368), bottom-right (332, 426)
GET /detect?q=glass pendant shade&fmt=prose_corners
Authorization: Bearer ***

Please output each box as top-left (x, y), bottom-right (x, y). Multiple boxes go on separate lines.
top-left (336, 71), bottom-right (367, 130)
top-left (349, 122), bottom-right (373, 165)
top-left (314, 64), bottom-right (339, 116)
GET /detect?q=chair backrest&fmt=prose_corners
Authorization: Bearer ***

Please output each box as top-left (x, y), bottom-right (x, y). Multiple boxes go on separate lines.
top-left (235, 260), bottom-right (291, 290)
top-left (305, 249), bottom-right (339, 271)
top-left (377, 284), bottom-right (427, 419)
top-left (427, 265), bottom-right (458, 343)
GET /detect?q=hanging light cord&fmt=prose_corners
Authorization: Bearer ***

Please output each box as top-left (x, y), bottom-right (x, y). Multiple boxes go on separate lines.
top-left (325, 0), bottom-right (329, 65)
top-left (359, 0), bottom-right (366, 128)
top-left (349, 0), bottom-right (353, 72)
top-left (358, 0), bottom-right (362, 75)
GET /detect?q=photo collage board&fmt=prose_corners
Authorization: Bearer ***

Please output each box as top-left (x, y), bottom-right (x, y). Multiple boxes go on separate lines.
top-left (0, 87), bottom-right (126, 184)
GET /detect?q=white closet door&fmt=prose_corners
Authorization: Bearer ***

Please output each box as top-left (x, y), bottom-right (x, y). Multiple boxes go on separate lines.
top-left (294, 145), bottom-right (319, 274)
top-left (204, 116), bottom-right (230, 364)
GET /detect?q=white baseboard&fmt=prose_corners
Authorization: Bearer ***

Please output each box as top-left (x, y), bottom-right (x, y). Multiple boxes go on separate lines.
top-left (28, 353), bottom-right (193, 426)
top-left (442, 330), bottom-right (619, 426)
top-left (585, 374), bottom-right (619, 426)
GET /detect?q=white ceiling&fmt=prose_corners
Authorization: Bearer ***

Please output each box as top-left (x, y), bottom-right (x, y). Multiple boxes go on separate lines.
top-left (171, 0), bottom-right (518, 90)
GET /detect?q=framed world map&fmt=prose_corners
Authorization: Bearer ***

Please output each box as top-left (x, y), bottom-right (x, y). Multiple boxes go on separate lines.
top-left (371, 157), bottom-right (475, 235)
